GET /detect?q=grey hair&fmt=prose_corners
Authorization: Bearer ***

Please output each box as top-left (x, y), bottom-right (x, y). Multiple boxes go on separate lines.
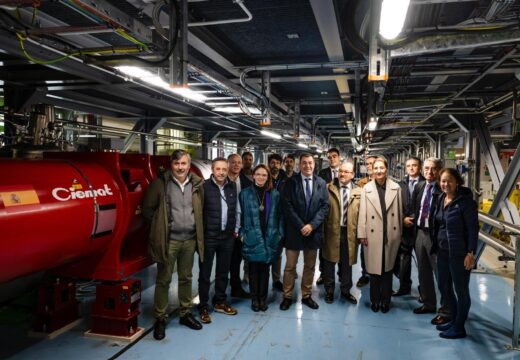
top-left (424, 157), bottom-right (442, 169)
top-left (170, 149), bottom-right (191, 163)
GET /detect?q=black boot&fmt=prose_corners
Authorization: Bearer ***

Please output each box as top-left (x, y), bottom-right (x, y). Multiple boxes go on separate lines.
top-left (259, 297), bottom-right (268, 311)
top-left (251, 298), bottom-right (260, 312)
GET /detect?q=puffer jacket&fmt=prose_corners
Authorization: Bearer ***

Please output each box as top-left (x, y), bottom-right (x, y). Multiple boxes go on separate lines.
top-left (239, 186), bottom-right (284, 264)
top-left (142, 171), bottom-right (204, 264)
top-left (432, 186), bottom-right (478, 257)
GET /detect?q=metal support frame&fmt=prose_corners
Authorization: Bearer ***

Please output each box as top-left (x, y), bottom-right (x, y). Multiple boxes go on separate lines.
top-left (368, 0), bottom-right (388, 82)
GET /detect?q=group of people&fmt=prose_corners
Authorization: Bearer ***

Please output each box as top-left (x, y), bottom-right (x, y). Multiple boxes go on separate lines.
top-left (142, 148), bottom-right (479, 342)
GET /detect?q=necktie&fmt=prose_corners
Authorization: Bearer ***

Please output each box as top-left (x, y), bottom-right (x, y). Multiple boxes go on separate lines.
top-left (305, 178), bottom-right (311, 214)
top-left (409, 179), bottom-right (416, 196)
top-left (419, 183), bottom-right (433, 227)
top-left (332, 169), bottom-right (338, 179)
top-left (342, 186), bottom-right (349, 226)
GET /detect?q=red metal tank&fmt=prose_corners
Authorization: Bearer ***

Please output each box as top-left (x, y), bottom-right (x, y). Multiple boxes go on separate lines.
top-left (0, 157), bottom-right (122, 283)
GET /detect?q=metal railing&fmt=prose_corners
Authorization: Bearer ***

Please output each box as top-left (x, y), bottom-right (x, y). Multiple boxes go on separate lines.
top-left (478, 211), bottom-right (520, 349)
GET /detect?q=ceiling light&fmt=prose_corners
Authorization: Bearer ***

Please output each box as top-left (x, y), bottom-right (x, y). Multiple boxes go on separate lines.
top-left (379, 0), bottom-right (411, 40)
top-left (213, 106), bottom-right (261, 114)
top-left (297, 143), bottom-right (309, 149)
top-left (115, 66), bottom-right (207, 103)
top-left (260, 129), bottom-right (282, 140)
top-left (368, 116), bottom-right (378, 131)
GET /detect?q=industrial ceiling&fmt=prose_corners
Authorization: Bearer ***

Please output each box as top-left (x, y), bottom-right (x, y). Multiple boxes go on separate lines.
top-left (0, 0), bottom-right (519, 155)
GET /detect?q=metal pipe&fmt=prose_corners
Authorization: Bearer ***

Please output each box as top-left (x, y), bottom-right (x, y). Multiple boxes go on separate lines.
top-left (235, 61), bottom-right (366, 72)
top-left (479, 211), bottom-right (520, 236)
top-left (478, 232), bottom-right (515, 258)
top-left (188, 0), bottom-right (252, 27)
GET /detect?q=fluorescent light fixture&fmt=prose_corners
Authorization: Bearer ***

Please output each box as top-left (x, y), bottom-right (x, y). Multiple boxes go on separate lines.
top-left (78, 134), bottom-right (97, 138)
top-left (368, 116), bottom-right (378, 131)
top-left (213, 106), bottom-right (261, 115)
top-left (297, 143), bottom-right (309, 149)
top-left (260, 130), bottom-right (282, 140)
top-left (115, 66), bottom-right (207, 103)
top-left (379, 0), bottom-right (411, 40)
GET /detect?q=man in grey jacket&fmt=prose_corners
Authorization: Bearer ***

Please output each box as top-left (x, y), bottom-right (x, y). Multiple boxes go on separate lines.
top-left (142, 149), bottom-right (205, 340)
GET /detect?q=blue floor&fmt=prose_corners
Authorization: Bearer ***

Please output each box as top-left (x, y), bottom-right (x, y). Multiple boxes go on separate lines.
top-left (3, 254), bottom-right (520, 360)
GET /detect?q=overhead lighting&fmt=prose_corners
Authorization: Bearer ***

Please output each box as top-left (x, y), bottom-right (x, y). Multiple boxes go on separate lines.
top-left (115, 66), bottom-right (207, 103)
top-left (213, 106), bottom-right (261, 114)
top-left (368, 116), bottom-right (378, 131)
top-left (379, 0), bottom-right (411, 40)
top-left (297, 143), bottom-right (309, 149)
top-left (78, 134), bottom-right (97, 138)
top-left (260, 129), bottom-right (281, 140)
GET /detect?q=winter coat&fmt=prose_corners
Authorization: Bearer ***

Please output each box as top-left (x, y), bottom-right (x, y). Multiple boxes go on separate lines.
top-left (323, 180), bottom-right (362, 265)
top-left (357, 178), bottom-right (403, 275)
top-left (282, 173), bottom-right (329, 250)
top-left (239, 187), bottom-right (284, 264)
top-left (142, 171), bottom-right (204, 264)
top-left (432, 186), bottom-right (479, 257)
top-left (203, 177), bottom-right (237, 238)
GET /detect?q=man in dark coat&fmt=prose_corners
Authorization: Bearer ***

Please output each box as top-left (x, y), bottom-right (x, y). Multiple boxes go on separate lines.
top-left (227, 153), bottom-right (252, 298)
top-left (142, 150), bottom-right (204, 340)
top-left (394, 156), bottom-right (425, 296)
top-left (280, 153), bottom-right (329, 311)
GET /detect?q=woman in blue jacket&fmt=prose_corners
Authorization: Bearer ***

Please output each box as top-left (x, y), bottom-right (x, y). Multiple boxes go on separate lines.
top-left (432, 168), bottom-right (478, 339)
top-left (240, 164), bottom-right (284, 312)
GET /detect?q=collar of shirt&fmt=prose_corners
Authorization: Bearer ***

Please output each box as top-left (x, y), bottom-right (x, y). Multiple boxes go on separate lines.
top-left (171, 173), bottom-right (191, 192)
top-left (211, 175), bottom-right (228, 189)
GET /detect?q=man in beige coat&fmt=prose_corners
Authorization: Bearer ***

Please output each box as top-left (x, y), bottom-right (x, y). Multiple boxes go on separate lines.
top-left (323, 161), bottom-right (361, 304)
top-left (358, 157), bottom-right (403, 313)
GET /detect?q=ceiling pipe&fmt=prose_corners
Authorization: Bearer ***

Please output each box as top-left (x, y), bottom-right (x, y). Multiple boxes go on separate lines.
top-left (188, 0), bottom-right (252, 27)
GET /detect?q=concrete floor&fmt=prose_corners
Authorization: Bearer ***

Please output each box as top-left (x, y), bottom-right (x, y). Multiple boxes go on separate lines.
top-left (2, 247), bottom-right (520, 360)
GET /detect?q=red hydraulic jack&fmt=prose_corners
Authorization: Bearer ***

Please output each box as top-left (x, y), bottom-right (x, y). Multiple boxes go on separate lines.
top-left (86, 279), bottom-right (144, 341)
top-left (33, 278), bottom-right (80, 336)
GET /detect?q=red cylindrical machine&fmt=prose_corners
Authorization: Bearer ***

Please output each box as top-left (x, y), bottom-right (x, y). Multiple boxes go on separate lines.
top-left (0, 158), bottom-right (122, 283)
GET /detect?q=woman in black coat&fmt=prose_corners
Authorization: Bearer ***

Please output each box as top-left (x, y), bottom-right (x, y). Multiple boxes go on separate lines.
top-left (432, 168), bottom-right (478, 339)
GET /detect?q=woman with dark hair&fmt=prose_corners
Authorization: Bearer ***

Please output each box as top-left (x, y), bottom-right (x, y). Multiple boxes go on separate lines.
top-left (432, 168), bottom-right (478, 339)
top-left (239, 164), bottom-right (284, 312)
top-left (358, 157), bottom-right (403, 313)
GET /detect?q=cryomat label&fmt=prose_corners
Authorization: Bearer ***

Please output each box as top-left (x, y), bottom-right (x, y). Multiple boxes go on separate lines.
top-left (52, 184), bottom-right (114, 201)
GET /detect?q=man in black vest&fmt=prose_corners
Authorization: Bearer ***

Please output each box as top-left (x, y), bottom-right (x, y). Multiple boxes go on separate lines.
top-left (394, 156), bottom-right (425, 296)
top-left (227, 153), bottom-right (252, 298)
top-left (280, 153), bottom-right (329, 311)
top-left (198, 158), bottom-right (240, 324)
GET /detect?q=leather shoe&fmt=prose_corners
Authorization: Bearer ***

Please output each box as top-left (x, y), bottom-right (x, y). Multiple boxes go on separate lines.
top-left (251, 299), bottom-right (260, 312)
top-left (436, 322), bottom-right (453, 332)
top-left (413, 305), bottom-right (436, 314)
top-left (179, 313), bottom-right (202, 330)
top-left (370, 303), bottom-right (379, 312)
top-left (280, 298), bottom-right (292, 311)
top-left (431, 315), bottom-right (451, 325)
top-left (259, 298), bottom-right (268, 312)
top-left (153, 318), bottom-right (166, 340)
top-left (325, 292), bottom-right (334, 304)
top-left (272, 280), bottom-right (283, 291)
top-left (439, 327), bottom-right (466, 339)
top-left (392, 289), bottom-right (411, 296)
top-left (231, 287), bottom-right (251, 299)
top-left (302, 296), bottom-right (319, 309)
top-left (341, 292), bottom-right (357, 304)
top-left (316, 276), bottom-right (324, 285)
top-left (380, 303), bottom-right (390, 313)
top-left (356, 276), bottom-right (370, 287)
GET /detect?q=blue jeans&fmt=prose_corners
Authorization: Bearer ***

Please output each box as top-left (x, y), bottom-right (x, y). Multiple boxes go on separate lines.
top-left (437, 250), bottom-right (471, 331)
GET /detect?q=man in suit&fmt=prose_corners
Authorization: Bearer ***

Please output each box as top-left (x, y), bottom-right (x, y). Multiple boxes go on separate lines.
top-left (394, 156), bottom-right (425, 296)
top-left (323, 160), bottom-right (361, 305)
top-left (316, 148), bottom-right (341, 285)
top-left (269, 153), bottom-right (288, 291)
top-left (227, 153), bottom-right (252, 298)
top-left (356, 155), bottom-right (377, 287)
top-left (280, 153), bottom-right (329, 311)
top-left (407, 158), bottom-right (451, 325)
